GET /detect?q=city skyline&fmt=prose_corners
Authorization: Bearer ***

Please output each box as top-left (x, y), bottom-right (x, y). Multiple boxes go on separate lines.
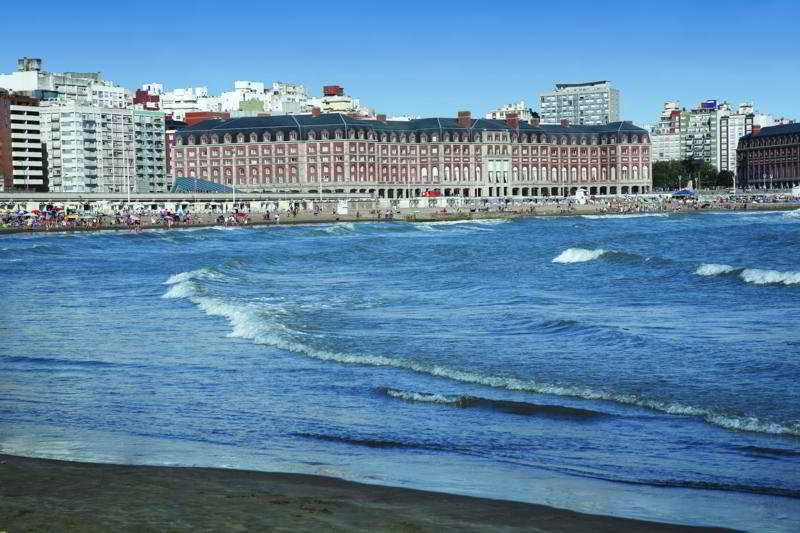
top-left (2, 0), bottom-right (798, 125)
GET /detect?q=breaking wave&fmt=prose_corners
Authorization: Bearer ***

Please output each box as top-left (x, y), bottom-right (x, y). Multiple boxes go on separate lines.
top-left (552, 248), bottom-right (607, 263)
top-left (695, 264), bottom-right (800, 285)
top-left (161, 274), bottom-right (800, 436)
top-left (740, 268), bottom-right (800, 285)
top-left (695, 264), bottom-right (739, 276)
top-left (381, 388), bottom-right (607, 418)
top-left (784, 209), bottom-right (800, 219)
top-left (164, 267), bottom-right (224, 285)
top-left (319, 222), bottom-right (356, 234)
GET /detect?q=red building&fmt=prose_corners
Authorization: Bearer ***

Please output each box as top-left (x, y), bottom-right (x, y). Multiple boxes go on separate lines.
top-left (170, 111), bottom-right (652, 198)
top-left (132, 89), bottom-right (160, 110)
top-left (323, 85), bottom-right (344, 96)
top-left (737, 123), bottom-right (800, 190)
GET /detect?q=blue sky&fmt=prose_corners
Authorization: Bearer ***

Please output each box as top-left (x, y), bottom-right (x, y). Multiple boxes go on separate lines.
top-left (2, 0), bottom-right (798, 125)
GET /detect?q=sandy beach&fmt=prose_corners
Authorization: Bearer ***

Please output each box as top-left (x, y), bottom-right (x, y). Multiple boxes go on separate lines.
top-left (1, 200), bottom-right (797, 236)
top-left (0, 453), bottom-right (738, 532)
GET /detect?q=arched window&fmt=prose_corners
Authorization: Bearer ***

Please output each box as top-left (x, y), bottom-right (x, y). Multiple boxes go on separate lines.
top-left (632, 166), bottom-right (639, 180)
top-left (224, 133), bottom-right (232, 143)
top-left (513, 166), bottom-right (519, 181)
top-left (642, 166), bottom-right (649, 179)
top-left (308, 131), bottom-right (316, 141)
top-left (522, 166), bottom-right (529, 180)
top-left (421, 167), bottom-right (428, 179)
top-left (581, 167), bottom-right (587, 180)
top-left (532, 167), bottom-right (538, 180)
top-left (562, 167), bottom-right (568, 181)
top-left (591, 167), bottom-right (597, 180)
top-left (432, 166), bottom-right (439, 179)
top-left (571, 167), bottom-right (577, 180)
top-left (611, 167), bottom-right (617, 180)
top-left (237, 133), bottom-right (245, 143)
top-left (454, 166), bottom-right (460, 181)
top-left (622, 165), bottom-right (628, 179)
top-left (263, 132), bottom-right (270, 142)
top-left (463, 165), bottom-right (468, 180)
top-left (250, 133), bottom-right (258, 142)
top-left (551, 167), bottom-right (558, 181)
top-left (444, 166), bottom-right (450, 180)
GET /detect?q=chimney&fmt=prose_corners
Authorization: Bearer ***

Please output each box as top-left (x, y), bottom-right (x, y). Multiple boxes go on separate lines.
top-left (311, 107), bottom-right (321, 117)
top-left (457, 110), bottom-right (471, 127)
top-left (560, 119), bottom-right (570, 127)
top-left (376, 114), bottom-right (386, 122)
top-left (751, 125), bottom-right (762, 136)
top-left (505, 112), bottom-right (519, 129)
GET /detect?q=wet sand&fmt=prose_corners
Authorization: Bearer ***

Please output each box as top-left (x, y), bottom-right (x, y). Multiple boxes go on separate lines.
top-left (0, 453), bottom-right (737, 532)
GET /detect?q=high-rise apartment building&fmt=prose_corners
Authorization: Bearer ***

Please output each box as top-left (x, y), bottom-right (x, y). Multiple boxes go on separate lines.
top-left (650, 100), bottom-right (785, 178)
top-left (539, 81), bottom-right (620, 125)
top-left (0, 89), bottom-right (45, 191)
top-left (0, 57), bottom-right (128, 109)
top-left (40, 106), bottom-right (167, 193)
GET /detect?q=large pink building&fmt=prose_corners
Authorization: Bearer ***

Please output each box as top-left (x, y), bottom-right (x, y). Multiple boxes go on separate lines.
top-left (170, 111), bottom-right (652, 198)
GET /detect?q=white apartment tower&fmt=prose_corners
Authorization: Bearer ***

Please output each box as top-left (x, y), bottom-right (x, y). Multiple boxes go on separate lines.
top-left (41, 106), bottom-right (167, 193)
top-left (539, 81), bottom-right (620, 125)
top-left (0, 57), bottom-right (129, 109)
top-left (10, 101), bottom-right (45, 189)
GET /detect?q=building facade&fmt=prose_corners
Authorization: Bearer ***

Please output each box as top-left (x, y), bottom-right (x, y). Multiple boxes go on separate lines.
top-left (737, 123), bottom-right (800, 190)
top-left (160, 87), bottom-right (221, 121)
top-left (170, 112), bottom-right (652, 198)
top-left (485, 101), bottom-right (536, 122)
top-left (0, 58), bottom-right (128, 109)
top-left (0, 90), bottom-right (10, 190)
top-left (41, 106), bottom-right (167, 193)
top-left (0, 90), bottom-right (44, 191)
top-left (539, 81), bottom-right (620, 125)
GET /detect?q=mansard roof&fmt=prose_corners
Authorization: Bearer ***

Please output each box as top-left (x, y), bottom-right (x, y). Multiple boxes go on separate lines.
top-left (177, 113), bottom-right (648, 139)
top-left (741, 123), bottom-right (800, 139)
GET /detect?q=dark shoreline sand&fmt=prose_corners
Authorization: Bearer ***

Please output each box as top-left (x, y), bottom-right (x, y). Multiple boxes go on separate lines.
top-left (0, 453), bottom-right (737, 532)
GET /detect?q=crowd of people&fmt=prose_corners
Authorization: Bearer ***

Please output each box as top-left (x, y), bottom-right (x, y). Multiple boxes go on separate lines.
top-left (2, 193), bottom-right (798, 234)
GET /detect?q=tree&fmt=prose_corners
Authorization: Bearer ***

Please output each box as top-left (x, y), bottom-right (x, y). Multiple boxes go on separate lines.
top-left (715, 170), bottom-right (734, 188)
top-left (652, 160), bottom-right (682, 190)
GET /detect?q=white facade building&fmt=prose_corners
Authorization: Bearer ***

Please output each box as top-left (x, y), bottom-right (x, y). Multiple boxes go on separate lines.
top-left (160, 87), bottom-right (221, 121)
top-left (220, 80), bottom-right (269, 113)
top-left (539, 81), bottom-right (620, 125)
top-left (9, 103), bottom-right (44, 189)
top-left (650, 101), bottom-right (683, 162)
top-left (41, 106), bottom-right (167, 193)
top-left (266, 82), bottom-right (309, 114)
top-left (485, 100), bottom-right (536, 121)
top-left (0, 57), bottom-right (129, 109)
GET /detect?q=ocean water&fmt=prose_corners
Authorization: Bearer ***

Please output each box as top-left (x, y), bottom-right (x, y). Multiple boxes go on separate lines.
top-left (2, 210), bottom-right (799, 532)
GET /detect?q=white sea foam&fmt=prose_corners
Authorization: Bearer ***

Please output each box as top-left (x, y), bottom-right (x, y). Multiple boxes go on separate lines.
top-left (784, 209), bottom-right (800, 219)
top-left (385, 388), bottom-right (460, 404)
top-left (552, 248), bottom-right (607, 263)
top-left (581, 213), bottom-right (668, 219)
top-left (212, 226), bottom-right (240, 231)
top-left (161, 276), bottom-right (800, 436)
top-left (695, 264), bottom-right (738, 276)
top-left (161, 281), bottom-right (196, 299)
top-left (164, 268), bottom-right (221, 285)
top-left (740, 268), bottom-right (800, 285)
top-left (321, 222), bottom-right (356, 234)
